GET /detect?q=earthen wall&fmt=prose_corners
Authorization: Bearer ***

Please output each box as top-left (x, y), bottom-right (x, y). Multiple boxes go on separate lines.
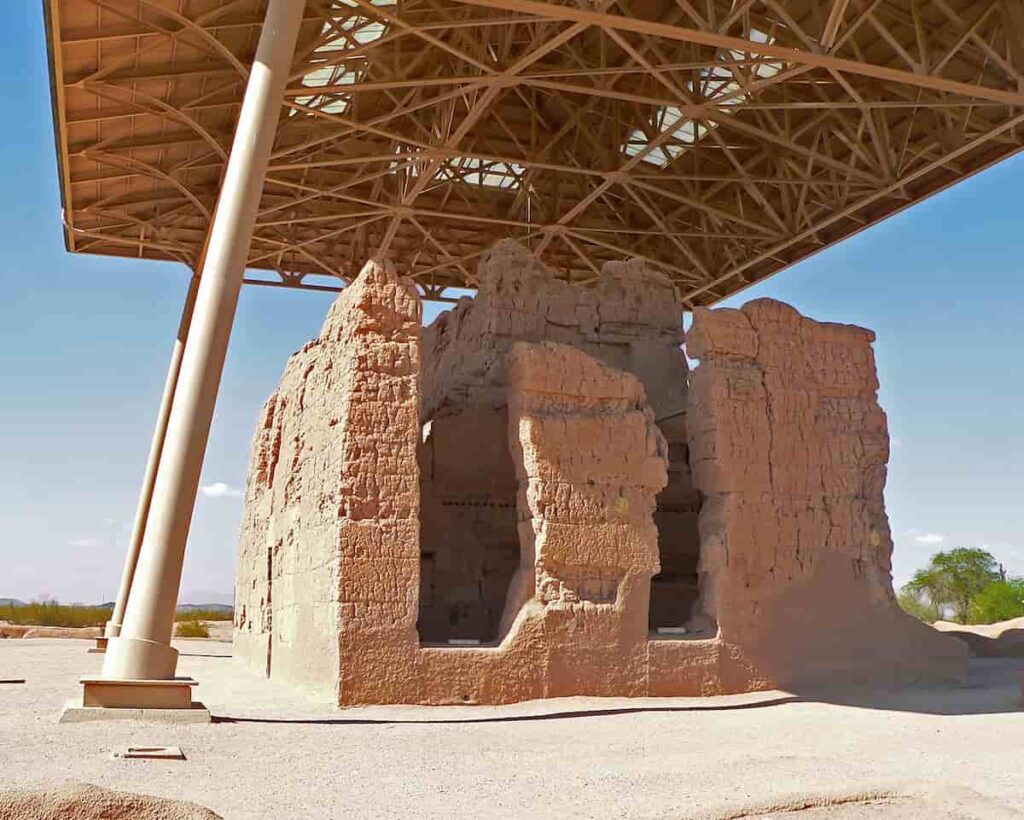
top-left (235, 260), bottom-right (421, 701)
top-left (686, 299), bottom-right (967, 687)
top-left (417, 241), bottom-right (702, 641)
top-left (235, 252), bottom-right (968, 705)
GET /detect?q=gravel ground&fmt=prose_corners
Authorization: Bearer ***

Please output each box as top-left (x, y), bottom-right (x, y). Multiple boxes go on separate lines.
top-left (1, 639), bottom-right (1022, 819)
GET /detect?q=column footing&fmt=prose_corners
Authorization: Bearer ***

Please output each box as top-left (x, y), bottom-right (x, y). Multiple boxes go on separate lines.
top-left (60, 701), bottom-right (210, 724)
top-left (75, 676), bottom-right (201, 711)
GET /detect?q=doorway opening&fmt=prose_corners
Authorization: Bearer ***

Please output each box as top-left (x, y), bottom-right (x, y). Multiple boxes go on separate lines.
top-left (648, 412), bottom-right (710, 637)
top-left (417, 405), bottom-right (520, 645)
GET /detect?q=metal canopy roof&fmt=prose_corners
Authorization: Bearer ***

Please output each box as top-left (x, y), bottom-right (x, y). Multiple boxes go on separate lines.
top-left (45, 0), bottom-right (1024, 306)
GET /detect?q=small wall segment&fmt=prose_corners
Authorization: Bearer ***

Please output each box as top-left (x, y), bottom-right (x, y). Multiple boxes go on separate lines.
top-left (686, 298), bottom-right (966, 688)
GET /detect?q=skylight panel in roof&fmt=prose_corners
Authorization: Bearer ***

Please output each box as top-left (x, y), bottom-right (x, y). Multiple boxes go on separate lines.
top-left (442, 157), bottom-right (526, 190)
top-left (621, 28), bottom-right (783, 167)
top-left (292, 0), bottom-right (392, 117)
top-left (390, 149), bottom-right (526, 191)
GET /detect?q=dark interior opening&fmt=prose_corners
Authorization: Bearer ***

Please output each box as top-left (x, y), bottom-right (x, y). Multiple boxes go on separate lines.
top-left (417, 404), bottom-right (519, 644)
top-left (648, 412), bottom-right (706, 635)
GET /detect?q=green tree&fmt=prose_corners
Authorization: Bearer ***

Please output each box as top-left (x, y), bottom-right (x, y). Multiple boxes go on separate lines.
top-left (968, 578), bottom-right (1024, 625)
top-left (897, 587), bottom-right (942, 623)
top-left (904, 548), bottom-right (1001, 624)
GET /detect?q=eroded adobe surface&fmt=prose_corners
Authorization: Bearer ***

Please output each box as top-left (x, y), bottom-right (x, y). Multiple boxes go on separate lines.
top-left (235, 249), bottom-right (966, 705)
top-left (685, 299), bottom-right (966, 688)
top-left (418, 241), bottom-right (702, 643)
top-left (235, 259), bottom-right (421, 701)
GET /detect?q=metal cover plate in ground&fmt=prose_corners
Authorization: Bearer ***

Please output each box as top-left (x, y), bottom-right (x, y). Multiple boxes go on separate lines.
top-left (116, 746), bottom-right (186, 760)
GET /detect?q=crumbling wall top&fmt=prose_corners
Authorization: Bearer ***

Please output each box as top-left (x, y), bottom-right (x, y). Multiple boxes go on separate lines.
top-left (421, 241), bottom-right (686, 420)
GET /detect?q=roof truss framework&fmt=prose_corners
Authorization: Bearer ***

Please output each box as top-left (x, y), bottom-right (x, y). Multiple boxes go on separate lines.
top-left (46, 0), bottom-right (1024, 306)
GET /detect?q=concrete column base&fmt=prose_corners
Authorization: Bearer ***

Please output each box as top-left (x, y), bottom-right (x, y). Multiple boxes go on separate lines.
top-left (88, 637), bottom-right (108, 654)
top-left (76, 676), bottom-right (201, 711)
top-left (62, 677), bottom-right (207, 725)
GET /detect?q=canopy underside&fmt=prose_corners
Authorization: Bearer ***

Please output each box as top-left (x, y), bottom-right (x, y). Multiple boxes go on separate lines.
top-left (46, 0), bottom-right (1024, 306)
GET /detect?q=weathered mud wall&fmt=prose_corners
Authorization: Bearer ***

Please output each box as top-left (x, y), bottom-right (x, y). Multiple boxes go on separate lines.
top-left (235, 253), bottom-right (967, 705)
top-left (369, 339), bottom-right (686, 704)
top-left (234, 259), bottom-right (421, 701)
top-left (420, 240), bottom-right (687, 419)
top-left (502, 342), bottom-right (667, 695)
top-left (686, 298), bottom-right (967, 688)
top-left (417, 241), bottom-right (700, 642)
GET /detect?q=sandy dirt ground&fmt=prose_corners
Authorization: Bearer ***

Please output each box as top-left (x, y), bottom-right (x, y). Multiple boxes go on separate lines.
top-left (1, 639), bottom-right (1022, 819)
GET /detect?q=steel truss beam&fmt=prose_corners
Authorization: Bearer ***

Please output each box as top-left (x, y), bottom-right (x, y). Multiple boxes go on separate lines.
top-left (46, 0), bottom-right (1024, 305)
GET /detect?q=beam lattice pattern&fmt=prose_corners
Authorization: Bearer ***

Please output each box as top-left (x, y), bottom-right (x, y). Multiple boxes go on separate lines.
top-left (45, 0), bottom-right (1024, 305)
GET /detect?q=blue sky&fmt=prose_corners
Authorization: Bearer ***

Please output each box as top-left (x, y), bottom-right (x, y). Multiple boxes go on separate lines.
top-left (1, 4), bottom-right (1021, 604)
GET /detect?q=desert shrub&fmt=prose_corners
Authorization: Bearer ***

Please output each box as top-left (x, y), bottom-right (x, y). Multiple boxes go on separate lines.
top-left (968, 579), bottom-right (1024, 625)
top-left (0, 602), bottom-right (111, 628)
top-left (0, 601), bottom-right (230, 630)
top-left (173, 608), bottom-right (233, 622)
top-left (174, 618), bottom-right (210, 638)
top-left (897, 588), bottom-right (941, 623)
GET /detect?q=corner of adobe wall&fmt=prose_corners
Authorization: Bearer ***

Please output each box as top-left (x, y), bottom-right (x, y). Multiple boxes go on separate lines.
top-left (235, 257), bottom-right (424, 705)
top-left (330, 259), bottom-right (425, 706)
top-left (684, 298), bottom-right (967, 690)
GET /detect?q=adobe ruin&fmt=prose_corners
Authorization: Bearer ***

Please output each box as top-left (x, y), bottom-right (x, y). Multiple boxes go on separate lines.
top-left (235, 241), bottom-right (966, 705)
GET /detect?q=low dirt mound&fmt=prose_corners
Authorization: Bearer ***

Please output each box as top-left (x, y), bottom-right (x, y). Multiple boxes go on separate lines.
top-left (698, 784), bottom-right (1022, 820)
top-left (934, 618), bottom-right (1024, 657)
top-left (0, 622), bottom-right (102, 640)
top-left (0, 783), bottom-right (221, 819)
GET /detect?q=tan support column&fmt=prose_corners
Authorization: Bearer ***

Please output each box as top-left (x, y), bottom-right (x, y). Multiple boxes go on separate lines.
top-left (95, 0), bottom-right (307, 694)
top-left (97, 275), bottom-right (200, 653)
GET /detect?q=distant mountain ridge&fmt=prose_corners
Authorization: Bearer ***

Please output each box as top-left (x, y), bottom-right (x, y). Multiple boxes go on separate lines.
top-left (0, 599), bottom-right (232, 612)
top-left (177, 603), bottom-right (233, 613)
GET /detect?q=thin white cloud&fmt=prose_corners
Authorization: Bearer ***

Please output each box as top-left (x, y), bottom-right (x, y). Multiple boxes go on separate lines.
top-left (68, 537), bottom-right (101, 548)
top-left (199, 482), bottom-right (243, 499)
top-left (913, 533), bottom-right (945, 545)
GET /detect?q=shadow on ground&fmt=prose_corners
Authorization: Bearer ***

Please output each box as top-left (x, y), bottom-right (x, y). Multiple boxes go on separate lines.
top-left (178, 652), bottom-right (233, 659)
top-left (210, 658), bottom-right (1024, 725)
top-left (791, 657), bottom-right (1024, 717)
top-left (212, 694), bottom-right (802, 725)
